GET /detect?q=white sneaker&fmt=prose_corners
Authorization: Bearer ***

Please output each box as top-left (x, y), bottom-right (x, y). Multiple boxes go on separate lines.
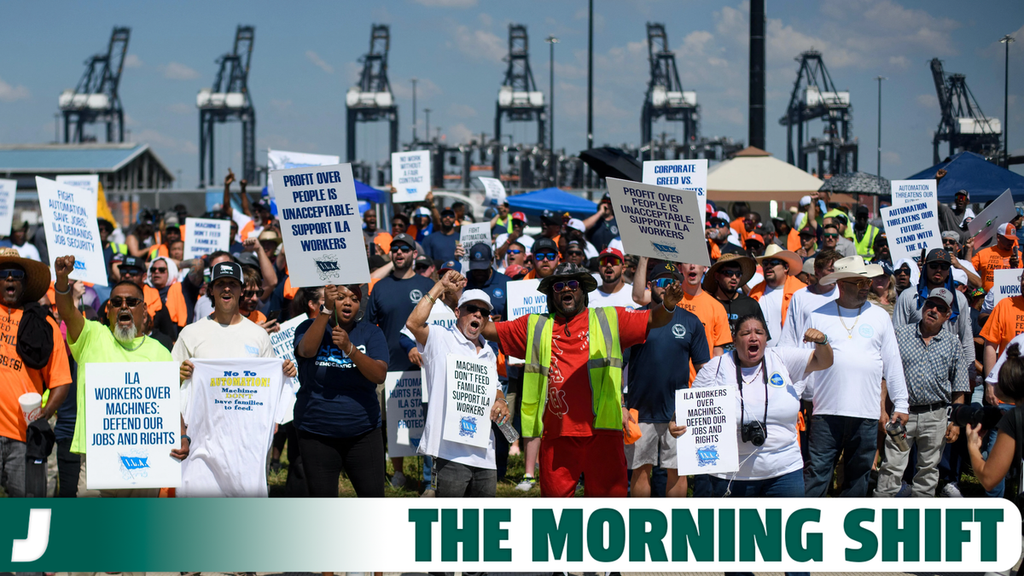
top-left (390, 471), bottom-right (407, 489)
top-left (515, 476), bottom-right (537, 491)
top-left (940, 483), bottom-right (964, 497)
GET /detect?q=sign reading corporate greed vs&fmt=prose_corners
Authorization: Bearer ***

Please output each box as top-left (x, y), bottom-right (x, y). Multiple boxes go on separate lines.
top-left (606, 177), bottom-right (709, 266)
top-left (36, 176), bottom-right (107, 285)
top-left (642, 159), bottom-right (708, 226)
top-left (270, 164), bottom-right (369, 287)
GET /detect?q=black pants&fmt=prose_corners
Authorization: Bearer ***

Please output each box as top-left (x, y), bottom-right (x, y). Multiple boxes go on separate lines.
top-left (55, 438), bottom-right (80, 498)
top-left (283, 423), bottom-right (308, 497)
top-left (299, 428), bottom-right (385, 497)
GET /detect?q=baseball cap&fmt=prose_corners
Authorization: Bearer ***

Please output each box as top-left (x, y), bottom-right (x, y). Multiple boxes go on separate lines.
top-left (856, 205), bottom-right (869, 217)
top-left (926, 287), bottom-right (954, 308)
top-left (999, 223), bottom-right (1017, 239)
top-left (799, 227), bottom-right (816, 237)
top-left (413, 207), bottom-right (431, 218)
top-left (801, 258), bottom-right (815, 276)
top-left (533, 237), bottom-right (558, 255)
top-left (121, 256), bottom-right (145, 272)
top-left (540, 209), bottom-right (560, 224)
top-left (391, 232), bottom-right (416, 248)
top-left (599, 247), bottom-right (624, 262)
top-left (440, 208), bottom-right (456, 217)
top-left (705, 203), bottom-right (715, 215)
top-left (955, 189), bottom-right (969, 199)
top-left (745, 233), bottom-right (765, 245)
top-left (511, 211), bottom-right (527, 223)
top-left (439, 260), bottom-right (461, 274)
top-left (414, 256), bottom-right (433, 270)
top-left (650, 261), bottom-right (682, 281)
top-left (941, 230), bottom-right (961, 241)
top-left (567, 218), bottom-right (586, 233)
top-left (211, 261), bottom-right (244, 285)
top-left (457, 289), bottom-right (493, 311)
top-left (924, 248), bottom-right (952, 264)
top-left (799, 195), bottom-right (812, 207)
top-left (469, 243), bottom-right (493, 270)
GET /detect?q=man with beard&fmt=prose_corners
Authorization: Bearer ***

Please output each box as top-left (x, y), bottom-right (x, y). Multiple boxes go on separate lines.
top-left (590, 248), bottom-right (635, 309)
top-left (54, 255), bottom-right (184, 497)
top-left (481, 262), bottom-right (683, 496)
top-left (704, 253), bottom-right (765, 341)
top-left (366, 232), bottom-right (434, 488)
top-left (803, 256), bottom-right (908, 497)
top-left (750, 245), bottom-right (807, 347)
top-left (521, 238), bottom-right (560, 280)
top-left (421, 208), bottom-right (461, 263)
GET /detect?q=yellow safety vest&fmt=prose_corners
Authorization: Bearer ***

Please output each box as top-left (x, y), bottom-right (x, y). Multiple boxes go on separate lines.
top-left (854, 224), bottom-right (879, 259)
top-left (522, 307), bottom-right (623, 437)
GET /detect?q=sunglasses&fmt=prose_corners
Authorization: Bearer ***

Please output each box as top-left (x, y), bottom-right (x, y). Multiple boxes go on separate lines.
top-left (566, 251), bottom-right (585, 258)
top-left (763, 259), bottom-right (785, 268)
top-left (895, 268), bottom-right (911, 275)
top-left (121, 268), bottom-right (143, 276)
top-left (552, 280), bottom-right (580, 292)
top-left (599, 257), bottom-right (622, 267)
top-left (822, 233), bottom-right (839, 239)
top-left (840, 278), bottom-right (872, 288)
top-left (0, 269), bottom-right (25, 280)
top-left (151, 267), bottom-right (168, 274)
top-left (391, 245), bottom-right (413, 253)
top-left (717, 268), bottom-right (743, 278)
top-left (109, 296), bottom-right (143, 309)
top-left (461, 303), bottom-right (490, 316)
top-left (652, 277), bottom-right (676, 288)
top-left (924, 300), bottom-right (950, 314)
top-left (242, 290), bottom-right (259, 299)
top-left (535, 252), bottom-right (558, 262)
top-left (507, 249), bottom-right (522, 255)
top-left (927, 262), bottom-right (951, 271)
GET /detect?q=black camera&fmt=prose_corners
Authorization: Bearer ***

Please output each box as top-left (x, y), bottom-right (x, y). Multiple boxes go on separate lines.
top-left (948, 403), bottom-right (1005, 429)
top-left (741, 420), bottom-right (767, 446)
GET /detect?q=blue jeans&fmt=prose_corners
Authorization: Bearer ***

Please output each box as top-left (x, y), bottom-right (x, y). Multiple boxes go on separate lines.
top-left (804, 415), bottom-right (877, 497)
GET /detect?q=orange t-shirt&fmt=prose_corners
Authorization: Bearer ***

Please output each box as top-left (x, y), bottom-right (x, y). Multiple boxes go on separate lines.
top-left (142, 284), bottom-right (163, 319)
top-left (979, 295), bottom-right (1024, 355)
top-left (246, 309), bottom-right (267, 324)
top-left (786, 228), bottom-right (801, 252)
top-left (0, 304), bottom-right (72, 442)
top-left (972, 245), bottom-right (1013, 292)
top-left (679, 290), bottom-right (732, 383)
top-left (370, 231), bottom-right (393, 255)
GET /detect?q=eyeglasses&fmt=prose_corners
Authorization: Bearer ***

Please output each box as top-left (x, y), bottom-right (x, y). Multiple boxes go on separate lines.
top-left (0, 269), bottom-right (25, 280)
top-left (121, 268), bottom-right (142, 277)
top-left (599, 257), bottom-right (622, 267)
top-left (763, 259), bottom-right (785, 268)
top-left (109, 296), bottom-right (143, 309)
top-left (652, 277), bottom-right (676, 288)
top-left (461, 303), bottom-right (490, 316)
top-left (924, 300), bottom-right (950, 314)
top-left (391, 245), bottom-right (413, 253)
top-left (242, 290), bottom-right (259, 299)
top-left (535, 252), bottom-right (558, 262)
top-left (894, 268), bottom-right (910, 276)
top-left (717, 268), bottom-right (743, 278)
top-left (822, 233), bottom-right (839, 239)
top-left (507, 249), bottom-right (522, 255)
top-left (927, 262), bottom-right (951, 271)
top-left (552, 280), bottom-right (580, 292)
top-left (151, 267), bottom-right (168, 274)
top-left (840, 278), bottom-right (872, 288)
top-left (566, 251), bottom-right (585, 258)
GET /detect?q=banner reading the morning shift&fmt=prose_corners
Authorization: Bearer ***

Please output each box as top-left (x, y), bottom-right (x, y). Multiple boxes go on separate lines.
top-left (0, 499), bottom-right (1017, 571)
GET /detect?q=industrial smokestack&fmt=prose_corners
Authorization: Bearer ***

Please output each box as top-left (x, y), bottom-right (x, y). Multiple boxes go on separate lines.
top-left (749, 0), bottom-right (766, 150)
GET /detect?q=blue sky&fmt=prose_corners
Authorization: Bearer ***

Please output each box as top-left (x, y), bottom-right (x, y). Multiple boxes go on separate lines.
top-left (1, 0), bottom-right (1022, 187)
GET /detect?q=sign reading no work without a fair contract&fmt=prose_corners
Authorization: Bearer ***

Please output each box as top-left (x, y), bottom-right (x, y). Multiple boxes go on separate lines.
top-left (270, 164), bottom-right (369, 287)
top-left (991, 268), bottom-right (1022, 307)
top-left (642, 159), bottom-right (708, 226)
top-left (0, 179), bottom-right (16, 238)
top-left (675, 385), bottom-right (738, 475)
top-left (606, 177), bottom-right (710, 266)
top-left (479, 176), bottom-right (507, 205)
top-left (183, 217), bottom-right (230, 260)
top-left (85, 361), bottom-right (181, 490)
top-left (880, 201), bottom-right (942, 263)
top-left (392, 149), bottom-right (431, 203)
top-left (36, 176), bottom-right (107, 285)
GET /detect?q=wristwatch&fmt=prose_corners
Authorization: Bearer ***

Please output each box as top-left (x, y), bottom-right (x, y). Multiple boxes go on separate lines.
top-left (320, 305), bottom-right (332, 316)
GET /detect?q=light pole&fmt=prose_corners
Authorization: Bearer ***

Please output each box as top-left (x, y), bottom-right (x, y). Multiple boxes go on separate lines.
top-left (547, 35), bottom-right (558, 184)
top-left (1001, 34), bottom-right (1015, 167)
top-left (875, 76), bottom-right (885, 179)
top-left (411, 78), bottom-right (418, 143)
top-left (586, 0), bottom-right (594, 188)
top-left (424, 108), bottom-right (431, 143)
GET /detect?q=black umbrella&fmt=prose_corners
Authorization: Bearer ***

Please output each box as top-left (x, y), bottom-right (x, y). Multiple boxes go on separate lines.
top-left (580, 147), bottom-right (642, 182)
top-left (818, 172), bottom-right (891, 196)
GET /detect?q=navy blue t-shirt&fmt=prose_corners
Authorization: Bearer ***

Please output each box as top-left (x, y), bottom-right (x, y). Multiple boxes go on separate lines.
top-left (626, 306), bottom-right (710, 423)
top-left (293, 319), bottom-right (390, 438)
top-left (420, 231), bottom-right (459, 263)
top-left (367, 273), bottom-right (435, 370)
top-left (466, 270), bottom-right (510, 320)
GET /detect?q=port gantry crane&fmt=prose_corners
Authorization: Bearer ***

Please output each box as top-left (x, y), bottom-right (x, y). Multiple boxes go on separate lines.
top-left (929, 58), bottom-right (1002, 164)
top-left (198, 25), bottom-right (256, 186)
top-left (59, 27), bottom-right (131, 143)
top-left (347, 23), bottom-right (399, 175)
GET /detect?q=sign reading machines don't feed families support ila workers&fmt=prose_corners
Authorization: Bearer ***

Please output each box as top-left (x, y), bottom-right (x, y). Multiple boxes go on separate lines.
top-left (270, 163), bottom-right (370, 288)
top-left (606, 177), bottom-right (710, 266)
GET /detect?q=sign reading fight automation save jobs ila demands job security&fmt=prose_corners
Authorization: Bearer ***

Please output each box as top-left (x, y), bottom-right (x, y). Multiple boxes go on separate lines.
top-left (606, 177), bottom-right (709, 266)
top-left (270, 164), bottom-right (369, 287)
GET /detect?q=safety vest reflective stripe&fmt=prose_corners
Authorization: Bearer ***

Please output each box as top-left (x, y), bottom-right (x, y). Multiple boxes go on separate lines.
top-left (855, 225), bottom-right (878, 258)
top-left (111, 243), bottom-right (128, 255)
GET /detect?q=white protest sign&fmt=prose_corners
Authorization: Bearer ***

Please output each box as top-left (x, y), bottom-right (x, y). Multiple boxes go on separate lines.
top-left (969, 189), bottom-right (1015, 249)
top-left (890, 179), bottom-right (937, 207)
top-left (675, 386), bottom-right (738, 475)
top-left (416, 302), bottom-right (458, 398)
top-left (0, 179), bottom-right (16, 237)
top-left (36, 176), bottom-right (106, 285)
top-left (183, 217), bottom-right (230, 260)
top-left (443, 354), bottom-right (496, 448)
top-left (270, 164), bottom-right (370, 287)
top-left (642, 159), bottom-right (708, 226)
top-left (880, 201), bottom-right (942, 263)
top-left (270, 315), bottom-right (306, 425)
top-left (85, 361), bottom-right (181, 490)
top-left (479, 177), bottom-right (506, 205)
top-left (606, 177), bottom-right (709, 266)
top-left (506, 279), bottom-right (545, 320)
top-left (392, 150), bottom-right (431, 203)
top-left (267, 149), bottom-right (341, 197)
top-left (56, 174), bottom-right (99, 206)
top-left (385, 371), bottom-right (424, 457)
top-left (459, 222), bottom-right (492, 271)
top-left (991, 269), bottom-right (1023, 308)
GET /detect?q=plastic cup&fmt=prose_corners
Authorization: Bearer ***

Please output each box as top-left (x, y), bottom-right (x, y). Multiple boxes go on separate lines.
top-left (19, 392), bottom-right (41, 425)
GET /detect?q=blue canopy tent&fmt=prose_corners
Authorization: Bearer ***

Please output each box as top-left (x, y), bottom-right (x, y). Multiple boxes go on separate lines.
top-left (507, 187), bottom-right (598, 219)
top-left (354, 180), bottom-right (389, 204)
top-left (906, 151), bottom-right (1024, 204)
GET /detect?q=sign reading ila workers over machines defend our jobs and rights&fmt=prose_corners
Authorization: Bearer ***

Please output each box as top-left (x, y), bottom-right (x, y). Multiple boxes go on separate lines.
top-left (182, 217), bottom-right (231, 260)
top-left (675, 385), bottom-right (738, 475)
top-left (35, 176), bottom-right (107, 285)
top-left (606, 177), bottom-right (710, 266)
top-left (443, 354), bottom-right (496, 449)
top-left (84, 361), bottom-right (181, 490)
top-left (270, 163), bottom-right (369, 287)
top-left (392, 149), bottom-right (431, 203)
top-left (642, 159), bottom-right (708, 226)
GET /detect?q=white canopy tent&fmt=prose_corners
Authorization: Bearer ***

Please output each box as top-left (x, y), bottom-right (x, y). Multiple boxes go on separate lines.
top-left (707, 147), bottom-right (832, 203)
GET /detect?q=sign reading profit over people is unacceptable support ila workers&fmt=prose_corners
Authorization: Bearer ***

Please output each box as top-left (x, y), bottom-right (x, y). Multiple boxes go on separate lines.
top-left (35, 176), bottom-right (106, 285)
top-left (270, 163), bottom-right (369, 287)
top-left (606, 177), bottom-right (709, 266)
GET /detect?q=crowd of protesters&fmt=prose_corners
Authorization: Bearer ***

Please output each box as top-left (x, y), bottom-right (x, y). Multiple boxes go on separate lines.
top-left (1, 165), bottom-right (1023, 510)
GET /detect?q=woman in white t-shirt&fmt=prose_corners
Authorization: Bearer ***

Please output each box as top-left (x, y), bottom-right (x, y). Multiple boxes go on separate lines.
top-left (674, 315), bottom-right (833, 499)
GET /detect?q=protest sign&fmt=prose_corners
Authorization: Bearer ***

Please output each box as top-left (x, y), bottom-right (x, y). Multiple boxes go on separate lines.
top-left (890, 179), bottom-right (937, 207)
top-left (182, 217), bottom-right (230, 260)
top-left (969, 189), bottom-right (1015, 249)
top-left (267, 149), bottom-right (341, 197)
top-left (605, 177), bottom-right (709, 266)
top-left (56, 174), bottom-right (99, 205)
top-left (84, 361), bottom-right (181, 490)
top-left (0, 179), bottom-right (16, 237)
top-left (991, 268), bottom-right (1023, 308)
top-left (675, 386), bottom-right (738, 475)
top-left (479, 177), bottom-right (506, 205)
top-left (385, 371), bottom-right (424, 457)
top-left (443, 354), bottom-right (496, 449)
top-left (270, 164), bottom-right (369, 287)
top-left (392, 150), bottom-right (431, 203)
top-left (270, 315), bottom-right (306, 425)
top-left (642, 159), bottom-right (708, 225)
top-left (459, 222), bottom-right (491, 271)
top-left (506, 279), bottom-right (545, 319)
top-left (35, 176), bottom-right (106, 285)
top-left (880, 201), bottom-right (942, 263)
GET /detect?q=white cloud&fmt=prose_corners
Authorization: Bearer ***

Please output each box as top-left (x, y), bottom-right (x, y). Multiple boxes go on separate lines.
top-left (123, 54), bottom-right (143, 69)
top-left (161, 62), bottom-right (200, 81)
top-left (0, 77), bottom-right (30, 102)
top-left (882, 150), bottom-right (902, 166)
top-left (167, 103), bottom-right (192, 115)
top-left (305, 51), bottom-right (334, 74)
top-left (392, 77), bottom-right (442, 100)
top-left (414, 0), bottom-right (477, 6)
top-left (451, 24), bottom-right (505, 63)
top-left (447, 123), bottom-right (475, 143)
top-left (448, 103), bottom-right (477, 118)
top-left (916, 94), bottom-right (938, 109)
top-left (889, 55), bottom-right (909, 69)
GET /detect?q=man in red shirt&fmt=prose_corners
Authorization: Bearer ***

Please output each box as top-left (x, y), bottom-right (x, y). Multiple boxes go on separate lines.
top-left (482, 262), bottom-right (683, 496)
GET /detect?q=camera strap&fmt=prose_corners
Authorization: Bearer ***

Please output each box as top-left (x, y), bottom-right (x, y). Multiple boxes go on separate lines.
top-left (734, 350), bottom-right (768, 427)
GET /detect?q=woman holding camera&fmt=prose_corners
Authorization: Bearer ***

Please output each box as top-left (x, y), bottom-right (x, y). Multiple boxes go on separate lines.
top-left (674, 315), bottom-right (833, 498)
top-left (967, 343), bottom-right (1024, 493)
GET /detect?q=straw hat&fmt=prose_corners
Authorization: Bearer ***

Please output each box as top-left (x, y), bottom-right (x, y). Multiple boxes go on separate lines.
top-left (756, 244), bottom-right (802, 276)
top-left (0, 248), bottom-right (51, 305)
top-left (702, 253), bottom-right (756, 293)
top-left (818, 255), bottom-right (886, 285)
